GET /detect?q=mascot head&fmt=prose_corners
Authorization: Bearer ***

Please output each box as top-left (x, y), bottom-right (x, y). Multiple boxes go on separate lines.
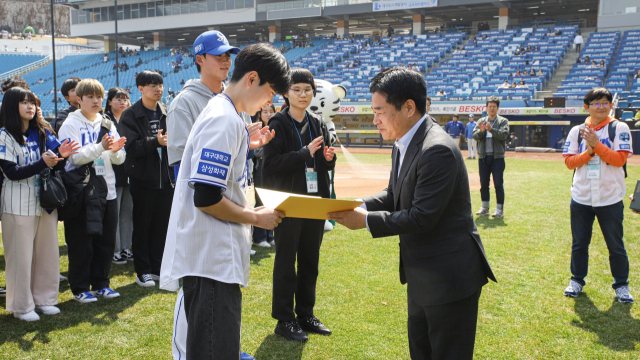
top-left (309, 79), bottom-right (347, 123)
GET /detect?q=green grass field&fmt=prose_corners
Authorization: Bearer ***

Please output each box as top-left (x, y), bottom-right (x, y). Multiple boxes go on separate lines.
top-left (1, 153), bottom-right (640, 359)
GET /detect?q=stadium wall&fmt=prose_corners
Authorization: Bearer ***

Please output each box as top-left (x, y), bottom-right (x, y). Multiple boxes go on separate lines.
top-left (0, 1), bottom-right (69, 34)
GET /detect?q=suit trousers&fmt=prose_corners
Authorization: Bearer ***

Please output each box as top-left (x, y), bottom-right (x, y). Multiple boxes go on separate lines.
top-left (408, 288), bottom-right (482, 360)
top-left (65, 200), bottom-right (117, 295)
top-left (2, 210), bottom-right (60, 313)
top-left (479, 155), bottom-right (505, 205)
top-left (130, 186), bottom-right (174, 277)
top-left (272, 217), bottom-right (325, 322)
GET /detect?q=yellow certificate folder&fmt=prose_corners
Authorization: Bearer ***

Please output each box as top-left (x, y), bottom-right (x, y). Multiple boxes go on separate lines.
top-left (255, 188), bottom-right (364, 220)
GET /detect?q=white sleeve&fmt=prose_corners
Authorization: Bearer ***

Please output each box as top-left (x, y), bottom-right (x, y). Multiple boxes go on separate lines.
top-left (59, 121), bottom-right (106, 166)
top-left (563, 126), bottom-right (580, 156)
top-left (107, 124), bottom-right (126, 165)
top-left (0, 131), bottom-right (19, 163)
top-left (188, 116), bottom-right (239, 190)
top-left (613, 122), bottom-right (633, 154)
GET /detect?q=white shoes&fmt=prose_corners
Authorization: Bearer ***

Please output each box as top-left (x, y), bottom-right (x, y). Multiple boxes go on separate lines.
top-left (14, 310), bottom-right (40, 321)
top-left (35, 305), bottom-right (60, 315)
top-left (492, 209), bottom-right (504, 218)
top-left (475, 207), bottom-right (490, 216)
top-left (254, 241), bottom-right (271, 248)
top-left (324, 220), bottom-right (334, 232)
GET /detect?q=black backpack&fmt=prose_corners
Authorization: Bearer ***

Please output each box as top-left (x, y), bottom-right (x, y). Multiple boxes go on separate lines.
top-left (576, 120), bottom-right (627, 178)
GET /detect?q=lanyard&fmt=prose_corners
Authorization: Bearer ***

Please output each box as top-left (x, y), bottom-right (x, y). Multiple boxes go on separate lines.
top-left (288, 111), bottom-right (316, 171)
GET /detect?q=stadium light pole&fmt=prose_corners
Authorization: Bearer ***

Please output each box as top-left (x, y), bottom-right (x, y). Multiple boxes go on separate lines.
top-left (114, 0), bottom-right (119, 87)
top-left (50, 0), bottom-right (58, 117)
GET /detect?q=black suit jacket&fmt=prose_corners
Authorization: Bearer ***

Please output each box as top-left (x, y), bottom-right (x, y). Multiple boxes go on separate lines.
top-left (364, 118), bottom-right (496, 307)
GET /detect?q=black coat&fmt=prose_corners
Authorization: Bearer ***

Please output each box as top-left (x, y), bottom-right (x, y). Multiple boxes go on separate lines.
top-left (263, 109), bottom-right (336, 198)
top-left (52, 105), bottom-right (77, 134)
top-left (117, 100), bottom-right (174, 189)
top-left (364, 119), bottom-right (496, 307)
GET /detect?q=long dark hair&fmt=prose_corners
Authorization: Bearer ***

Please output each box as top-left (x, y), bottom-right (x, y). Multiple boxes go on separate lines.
top-left (104, 87), bottom-right (130, 117)
top-left (0, 87), bottom-right (53, 145)
top-left (254, 103), bottom-right (276, 122)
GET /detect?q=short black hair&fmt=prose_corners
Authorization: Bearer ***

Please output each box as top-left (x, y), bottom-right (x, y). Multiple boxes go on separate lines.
top-left (486, 95), bottom-right (500, 108)
top-left (284, 68), bottom-right (316, 107)
top-left (60, 77), bottom-right (81, 98)
top-left (369, 67), bottom-right (427, 116)
top-left (136, 70), bottom-right (163, 87)
top-left (583, 87), bottom-right (612, 106)
top-left (2, 77), bottom-right (29, 92)
top-left (229, 43), bottom-right (290, 95)
top-left (426, 96), bottom-right (431, 104)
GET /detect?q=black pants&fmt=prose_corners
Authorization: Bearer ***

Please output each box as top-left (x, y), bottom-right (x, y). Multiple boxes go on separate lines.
top-left (272, 217), bottom-right (325, 322)
top-left (64, 199), bottom-right (117, 295)
top-left (130, 186), bottom-right (174, 277)
top-left (576, 43), bottom-right (581, 53)
top-left (479, 155), bottom-right (505, 205)
top-left (408, 288), bottom-right (482, 360)
top-left (183, 276), bottom-right (242, 360)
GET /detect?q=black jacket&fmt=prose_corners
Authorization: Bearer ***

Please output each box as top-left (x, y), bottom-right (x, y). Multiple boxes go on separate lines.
top-left (104, 111), bottom-right (129, 187)
top-left (364, 119), bottom-right (496, 307)
top-left (52, 105), bottom-right (77, 134)
top-left (117, 100), bottom-right (174, 189)
top-left (263, 109), bottom-right (336, 198)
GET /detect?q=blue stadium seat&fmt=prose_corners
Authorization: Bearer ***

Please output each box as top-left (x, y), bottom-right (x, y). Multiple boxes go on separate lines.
top-left (618, 100), bottom-right (629, 108)
top-left (628, 95), bottom-right (638, 103)
top-left (632, 101), bottom-right (640, 108)
top-left (621, 111), bottom-right (634, 121)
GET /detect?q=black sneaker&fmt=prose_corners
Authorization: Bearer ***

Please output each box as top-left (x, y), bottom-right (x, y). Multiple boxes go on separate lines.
top-left (297, 316), bottom-right (332, 335)
top-left (112, 253), bottom-right (127, 265)
top-left (121, 249), bottom-right (134, 262)
top-left (0, 286), bottom-right (5, 297)
top-left (135, 274), bottom-right (156, 287)
top-left (275, 320), bottom-right (308, 342)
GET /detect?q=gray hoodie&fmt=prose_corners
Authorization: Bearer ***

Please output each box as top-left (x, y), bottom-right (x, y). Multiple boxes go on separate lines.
top-left (167, 79), bottom-right (215, 166)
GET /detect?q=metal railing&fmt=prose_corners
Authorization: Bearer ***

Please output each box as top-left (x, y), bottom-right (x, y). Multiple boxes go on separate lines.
top-left (257, 0), bottom-right (371, 11)
top-left (0, 54), bottom-right (53, 82)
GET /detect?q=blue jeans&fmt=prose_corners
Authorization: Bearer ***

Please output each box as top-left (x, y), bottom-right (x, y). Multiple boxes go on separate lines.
top-left (253, 227), bottom-right (274, 244)
top-left (570, 199), bottom-right (629, 289)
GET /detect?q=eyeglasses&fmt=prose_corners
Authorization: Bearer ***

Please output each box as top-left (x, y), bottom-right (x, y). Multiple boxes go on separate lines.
top-left (289, 88), bottom-right (313, 96)
top-left (589, 102), bottom-right (610, 108)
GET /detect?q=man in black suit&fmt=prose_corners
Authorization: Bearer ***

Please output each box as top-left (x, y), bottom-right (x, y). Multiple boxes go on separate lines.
top-left (329, 67), bottom-right (496, 360)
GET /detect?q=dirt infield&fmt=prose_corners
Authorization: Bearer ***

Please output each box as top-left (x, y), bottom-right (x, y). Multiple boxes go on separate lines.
top-left (333, 147), bottom-right (639, 198)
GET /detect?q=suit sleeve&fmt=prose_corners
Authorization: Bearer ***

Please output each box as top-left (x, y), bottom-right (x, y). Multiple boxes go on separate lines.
top-left (119, 110), bottom-right (160, 160)
top-left (366, 145), bottom-right (458, 238)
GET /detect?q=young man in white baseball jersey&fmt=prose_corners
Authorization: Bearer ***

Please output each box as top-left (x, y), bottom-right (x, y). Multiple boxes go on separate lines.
top-left (166, 30), bottom-right (256, 360)
top-left (563, 87), bottom-right (634, 303)
top-left (160, 43), bottom-right (291, 359)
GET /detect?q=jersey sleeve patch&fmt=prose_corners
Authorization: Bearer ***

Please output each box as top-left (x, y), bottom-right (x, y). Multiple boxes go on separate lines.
top-left (201, 148), bottom-right (231, 166)
top-left (196, 161), bottom-right (228, 181)
top-left (0, 145), bottom-right (5, 153)
top-left (620, 144), bottom-right (631, 150)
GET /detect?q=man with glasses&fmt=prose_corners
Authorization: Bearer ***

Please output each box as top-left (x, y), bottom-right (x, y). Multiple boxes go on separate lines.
top-left (118, 70), bottom-right (174, 288)
top-left (563, 87), bottom-right (634, 303)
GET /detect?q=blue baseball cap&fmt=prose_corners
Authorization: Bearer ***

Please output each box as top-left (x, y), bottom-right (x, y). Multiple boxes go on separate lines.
top-left (193, 31), bottom-right (239, 56)
top-left (469, 114), bottom-right (474, 118)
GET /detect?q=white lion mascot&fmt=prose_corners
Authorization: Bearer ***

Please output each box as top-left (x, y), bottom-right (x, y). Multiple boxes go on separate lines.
top-left (309, 79), bottom-right (347, 231)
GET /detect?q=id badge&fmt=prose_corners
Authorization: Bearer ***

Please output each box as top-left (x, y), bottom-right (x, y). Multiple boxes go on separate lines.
top-left (34, 175), bottom-right (41, 197)
top-left (245, 184), bottom-right (256, 208)
top-left (586, 156), bottom-right (600, 179)
top-left (94, 157), bottom-right (106, 176)
top-left (305, 168), bottom-right (318, 193)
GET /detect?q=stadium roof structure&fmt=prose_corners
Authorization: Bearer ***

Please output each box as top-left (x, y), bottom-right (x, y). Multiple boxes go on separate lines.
top-left (63, 0), bottom-right (598, 46)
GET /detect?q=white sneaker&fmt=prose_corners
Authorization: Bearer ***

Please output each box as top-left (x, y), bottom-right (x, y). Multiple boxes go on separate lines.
top-left (14, 310), bottom-right (40, 321)
top-left (475, 207), bottom-right (490, 216)
top-left (324, 220), bottom-right (334, 232)
top-left (615, 286), bottom-right (634, 303)
top-left (59, 274), bottom-right (68, 282)
top-left (93, 288), bottom-right (121, 299)
top-left (268, 240), bottom-right (275, 246)
top-left (564, 280), bottom-right (583, 298)
top-left (136, 274), bottom-right (156, 287)
top-left (250, 250), bottom-right (256, 256)
top-left (253, 241), bottom-right (271, 248)
top-left (492, 209), bottom-right (504, 218)
top-left (35, 305), bottom-right (60, 315)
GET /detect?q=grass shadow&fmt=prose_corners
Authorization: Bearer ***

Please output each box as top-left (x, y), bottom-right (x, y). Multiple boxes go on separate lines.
top-left (571, 294), bottom-right (640, 351)
top-left (0, 282), bottom-right (158, 351)
top-left (251, 246), bottom-right (276, 266)
top-left (253, 333), bottom-right (306, 360)
top-left (474, 216), bottom-right (507, 229)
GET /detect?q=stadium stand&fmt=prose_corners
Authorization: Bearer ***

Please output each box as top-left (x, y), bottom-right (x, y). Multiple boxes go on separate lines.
top-left (0, 54), bottom-right (46, 75)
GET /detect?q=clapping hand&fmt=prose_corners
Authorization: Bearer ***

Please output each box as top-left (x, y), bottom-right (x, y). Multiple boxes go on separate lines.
top-left (101, 134), bottom-right (114, 150)
top-left (110, 137), bottom-right (127, 152)
top-left (580, 126), bottom-right (599, 149)
top-left (486, 121), bottom-right (492, 132)
top-left (323, 146), bottom-right (335, 161)
top-left (250, 126), bottom-right (276, 150)
top-left (479, 122), bottom-right (486, 132)
top-left (308, 136), bottom-right (323, 156)
top-left (247, 122), bottom-right (263, 139)
top-left (58, 139), bottom-right (81, 158)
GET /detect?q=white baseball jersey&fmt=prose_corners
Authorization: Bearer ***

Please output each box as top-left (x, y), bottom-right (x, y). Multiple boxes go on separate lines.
top-left (160, 94), bottom-right (251, 289)
top-left (0, 128), bottom-right (61, 216)
top-left (563, 119), bottom-right (632, 207)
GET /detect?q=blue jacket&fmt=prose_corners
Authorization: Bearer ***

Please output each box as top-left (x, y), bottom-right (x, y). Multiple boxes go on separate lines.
top-left (445, 121), bottom-right (465, 138)
top-left (465, 121), bottom-right (476, 139)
